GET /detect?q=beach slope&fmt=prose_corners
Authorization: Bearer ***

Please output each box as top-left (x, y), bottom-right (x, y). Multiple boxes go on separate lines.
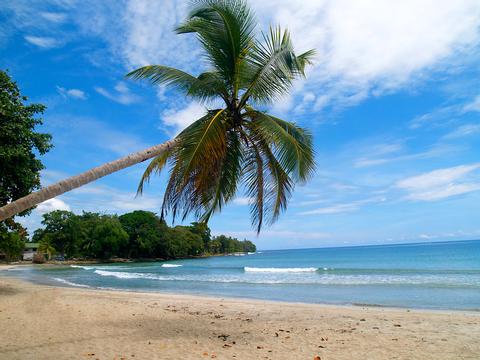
top-left (0, 277), bottom-right (478, 359)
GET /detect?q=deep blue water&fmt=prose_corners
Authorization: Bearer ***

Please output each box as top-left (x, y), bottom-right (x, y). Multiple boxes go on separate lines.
top-left (4, 240), bottom-right (480, 310)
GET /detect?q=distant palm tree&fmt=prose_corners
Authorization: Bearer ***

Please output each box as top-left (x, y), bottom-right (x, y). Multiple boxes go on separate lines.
top-left (0, 0), bottom-right (315, 232)
top-left (38, 237), bottom-right (56, 260)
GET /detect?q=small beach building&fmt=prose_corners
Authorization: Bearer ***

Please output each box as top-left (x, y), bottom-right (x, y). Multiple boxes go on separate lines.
top-left (23, 243), bottom-right (39, 261)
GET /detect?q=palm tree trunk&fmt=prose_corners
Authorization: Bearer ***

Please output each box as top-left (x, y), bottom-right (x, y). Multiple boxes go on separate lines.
top-left (0, 140), bottom-right (177, 221)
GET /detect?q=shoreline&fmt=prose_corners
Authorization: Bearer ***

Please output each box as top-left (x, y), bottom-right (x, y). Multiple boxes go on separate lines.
top-left (2, 263), bottom-right (479, 314)
top-left (1, 276), bottom-right (479, 359)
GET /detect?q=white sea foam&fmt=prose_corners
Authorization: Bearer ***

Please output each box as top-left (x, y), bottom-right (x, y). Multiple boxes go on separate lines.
top-left (70, 265), bottom-right (94, 270)
top-left (52, 277), bottom-right (91, 288)
top-left (94, 270), bottom-right (148, 279)
top-left (161, 264), bottom-right (183, 268)
top-left (244, 267), bottom-right (318, 273)
top-left (92, 269), bottom-right (480, 288)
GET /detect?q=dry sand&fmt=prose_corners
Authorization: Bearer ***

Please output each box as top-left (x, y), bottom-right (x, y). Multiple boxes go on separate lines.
top-left (0, 275), bottom-right (479, 360)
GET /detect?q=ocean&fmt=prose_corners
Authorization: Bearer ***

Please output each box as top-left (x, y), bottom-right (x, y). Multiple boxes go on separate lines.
top-left (5, 240), bottom-right (480, 310)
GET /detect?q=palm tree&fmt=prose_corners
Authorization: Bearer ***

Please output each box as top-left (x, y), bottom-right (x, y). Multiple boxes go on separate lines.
top-left (38, 237), bottom-right (56, 260)
top-left (0, 0), bottom-right (315, 232)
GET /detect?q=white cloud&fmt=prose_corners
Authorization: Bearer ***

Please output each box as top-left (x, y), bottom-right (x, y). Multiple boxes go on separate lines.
top-left (67, 183), bottom-right (163, 213)
top-left (24, 35), bottom-right (60, 48)
top-left (233, 197), bottom-right (253, 206)
top-left (409, 104), bottom-right (458, 129)
top-left (396, 163), bottom-right (480, 201)
top-left (406, 183), bottom-right (480, 201)
top-left (161, 102), bottom-right (206, 134)
top-left (8, 0), bottom-right (480, 114)
top-left (254, 0), bottom-right (480, 111)
top-left (299, 197), bottom-right (386, 215)
top-left (95, 82), bottom-right (140, 105)
top-left (354, 144), bottom-right (458, 168)
top-left (57, 86), bottom-right (87, 100)
top-left (40, 12), bottom-right (67, 23)
top-left (463, 95), bottom-right (480, 112)
top-left (36, 198), bottom-right (70, 214)
top-left (299, 203), bottom-right (360, 215)
top-left (219, 230), bottom-right (330, 241)
top-left (120, 0), bottom-right (198, 70)
top-left (444, 124), bottom-right (480, 139)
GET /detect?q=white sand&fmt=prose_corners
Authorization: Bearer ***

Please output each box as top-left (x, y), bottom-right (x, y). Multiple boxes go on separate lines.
top-left (0, 276), bottom-right (479, 359)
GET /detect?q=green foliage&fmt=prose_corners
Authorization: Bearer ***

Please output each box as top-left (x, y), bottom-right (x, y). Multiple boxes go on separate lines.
top-left (87, 217), bottom-right (129, 259)
top-left (30, 210), bottom-right (256, 260)
top-left (0, 224), bottom-right (25, 262)
top-left (0, 69), bottom-right (51, 260)
top-left (34, 210), bottom-right (78, 257)
top-left (165, 226), bottom-right (204, 258)
top-left (189, 222), bottom-right (212, 247)
top-left (213, 234), bottom-right (256, 253)
top-left (127, 0), bottom-right (315, 233)
top-left (0, 69), bottom-right (52, 214)
top-left (119, 210), bottom-right (168, 258)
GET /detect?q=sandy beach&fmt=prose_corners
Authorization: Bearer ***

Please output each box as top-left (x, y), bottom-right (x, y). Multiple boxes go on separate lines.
top-left (0, 274), bottom-right (478, 360)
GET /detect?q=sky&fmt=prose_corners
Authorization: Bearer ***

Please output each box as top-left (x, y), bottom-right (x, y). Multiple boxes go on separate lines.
top-left (1, 0), bottom-right (480, 249)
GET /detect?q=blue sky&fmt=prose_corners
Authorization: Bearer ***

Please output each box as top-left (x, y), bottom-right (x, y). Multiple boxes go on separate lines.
top-left (2, 0), bottom-right (480, 249)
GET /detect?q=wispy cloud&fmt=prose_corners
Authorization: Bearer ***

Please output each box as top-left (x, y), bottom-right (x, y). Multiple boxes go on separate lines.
top-left (443, 124), bottom-right (480, 139)
top-left (396, 163), bottom-right (480, 201)
top-left (299, 196), bottom-right (386, 215)
top-left (161, 102), bottom-right (206, 135)
top-left (39, 11), bottom-right (67, 23)
top-left (463, 94), bottom-right (480, 112)
top-left (24, 35), bottom-right (60, 48)
top-left (95, 82), bottom-right (140, 105)
top-left (220, 230), bottom-right (331, 241)
top-left (410, 94), bottom-right (480, 130)
top-left (233, 197), bottom-right (253, 206)
top-left (65, 182), bottom-right (163, 214)
top-left (57, 86), bottom-right (87, 100)
top-left (354, 143), bottom-right (459, 168)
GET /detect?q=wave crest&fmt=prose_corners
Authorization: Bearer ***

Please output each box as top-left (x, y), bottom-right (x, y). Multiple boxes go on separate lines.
top-left (52, 277), bottom-right (91, 288)
top-left (244, 267), bottom-right (318, 273)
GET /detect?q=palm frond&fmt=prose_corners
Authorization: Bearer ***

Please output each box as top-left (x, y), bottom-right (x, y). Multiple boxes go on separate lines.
top-left (176, 0), bottom-right (256, 93)
top-left (239, 26), bottom-right (315, 105)
top-left (246, 110), bottom-right (315, 182)
top-left (255, 136), bottom-right (294, 224)
top-left (200, 130), bottom-right (243, 222)
top-left (161, 109), bottom-right (231, 221)
top-left (137, 147), bottom-right (173, 195)
top-left (242, 138), bottom-right (264, 233)
top-left (126, 65), bottom-right (224, 102)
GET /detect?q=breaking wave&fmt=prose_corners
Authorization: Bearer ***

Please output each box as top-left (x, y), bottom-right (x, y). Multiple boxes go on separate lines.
top-left (52, 277), bottom-right (91, 288)
top-left (244, 267), bottom-right (318, 273)
top-left (161, 264), bottom-right (183, 268)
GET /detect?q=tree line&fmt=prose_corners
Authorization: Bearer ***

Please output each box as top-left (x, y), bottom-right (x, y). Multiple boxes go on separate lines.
top-left (30, 210), bottom-right (255, 261)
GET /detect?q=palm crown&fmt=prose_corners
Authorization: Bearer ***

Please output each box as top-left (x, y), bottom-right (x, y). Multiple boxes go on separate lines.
top-left (127, 0), bottom-right (315, 232)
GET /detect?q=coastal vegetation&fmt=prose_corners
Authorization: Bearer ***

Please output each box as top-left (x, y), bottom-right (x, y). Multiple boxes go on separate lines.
top-left (31, 210), bottom-right (255, 261)
top-left (0, 0), bottom-right (316, 236)
top-left (0, 70), bottom-right (52, 261)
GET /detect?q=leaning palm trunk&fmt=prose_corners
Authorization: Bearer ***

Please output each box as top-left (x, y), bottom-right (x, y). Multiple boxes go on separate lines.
top-left (0, 140), bottom-right (177, 221)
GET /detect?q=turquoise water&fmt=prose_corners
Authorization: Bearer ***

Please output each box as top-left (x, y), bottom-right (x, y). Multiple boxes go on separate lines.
top-left (5, 240), bottom-right (480, 310)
